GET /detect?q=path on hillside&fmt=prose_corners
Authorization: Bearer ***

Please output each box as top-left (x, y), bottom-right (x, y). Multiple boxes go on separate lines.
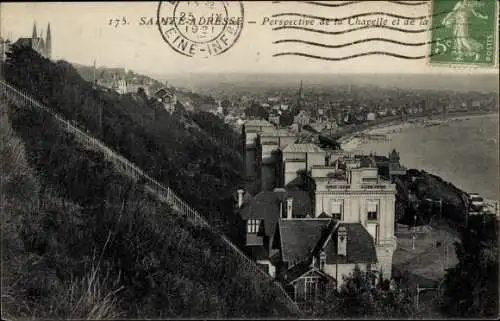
top-left (0, 80), bottom-right (303, 317)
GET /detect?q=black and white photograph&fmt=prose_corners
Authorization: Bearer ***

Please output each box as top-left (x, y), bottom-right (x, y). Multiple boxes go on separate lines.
top-left (1, 1), bottom-right (498, 319)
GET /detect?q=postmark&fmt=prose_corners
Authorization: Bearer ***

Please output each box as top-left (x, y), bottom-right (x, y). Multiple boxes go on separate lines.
top-left (429, 0), bottom-right (498, 67)
top-left (156, 1), bottom-right (244, 58)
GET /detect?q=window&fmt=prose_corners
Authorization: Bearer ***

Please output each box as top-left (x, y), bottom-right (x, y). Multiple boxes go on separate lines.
top-left (247, 219), bottom-right (260, 233)
top-left (331, 200), bottom-right (343, 221)
top-left (319, 251), bottom-right (326, 271)
top-left (304, 276), bottom-right (318, 301)
top-left (367, 201), bottom-right (378, 221)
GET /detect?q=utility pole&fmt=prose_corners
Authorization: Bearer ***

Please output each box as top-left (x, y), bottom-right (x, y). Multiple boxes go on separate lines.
top-left (92, 58), bottom-right (96, 88)
top-left (464, 194), bottom-right (469, 228)
top-left (415, 283), bottom-right (419, 310)
top-left (412, 215), bottom-right (417, 250)
top-left (438, 199), bottom-right (443, 221)
top-left (98, 101), bottom-right (103, 138)
top-left (329, 102), bottom-right (334, 137)
top-left (445, 237), bottom-right (449, 268)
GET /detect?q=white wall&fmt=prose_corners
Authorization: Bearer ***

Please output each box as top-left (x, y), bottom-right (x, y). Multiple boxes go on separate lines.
top-left (256, 259), bottom-right (276, 278)
top-left (283, 151), bottom-right (306, 162)
top-left (284, 161), bottom-right (306, 185)
top-left (261, 144), bottom-right (279, 160)
top-left (311, 166), bottom-right (337, 178)
top-left (315, 191), bottom-right (395, 228)
top-left (245, 132), bottom-right (258, 146)
top-left (308, 152), bottom-right (327, 170)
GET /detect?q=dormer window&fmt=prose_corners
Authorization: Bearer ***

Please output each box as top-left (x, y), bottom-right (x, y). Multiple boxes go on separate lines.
top-left (247, 219), bottom-right (260, 233)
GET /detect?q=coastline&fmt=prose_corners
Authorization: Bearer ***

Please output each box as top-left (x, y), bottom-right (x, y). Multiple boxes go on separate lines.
top-left (340, 112), bottom-right (499, 152)
top-left (339, 112), bottom-right (499, 211)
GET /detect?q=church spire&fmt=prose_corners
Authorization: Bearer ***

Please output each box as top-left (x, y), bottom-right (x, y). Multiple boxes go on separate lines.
top-left (46, 23), bottom-right (52, 58)
top-left (32, 22), bottom-right (37, 39)
top-left (295, 80), bottom-right (303, 115)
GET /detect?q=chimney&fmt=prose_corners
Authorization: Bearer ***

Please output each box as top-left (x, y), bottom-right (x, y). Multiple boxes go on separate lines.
top-left (237, 189), bottom-right (244, 208)
top-left (286, 197), bottom-right (293, 219)
top-left (337, 226), bottom-right (347, 256)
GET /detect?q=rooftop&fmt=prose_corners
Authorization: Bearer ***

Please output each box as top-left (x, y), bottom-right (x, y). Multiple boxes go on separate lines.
top-left (240, 188), bottom-right (313, 240)
top-left (321, 223), bottom-right (378, 264)
top-left (15, 37), bottom-right (44, 48)
top-left (245, 119), bottom-right (273, 127)
top-left (154, 87), bottom-right (175, 98)
top-left (260, 127), bottom-right (295, 137)
top-left (279, 220), bottom-right (378, 271)
top-left (282, 143), bottom-right (325, 154)
top-left (279, 219), bottom-right (331, 264)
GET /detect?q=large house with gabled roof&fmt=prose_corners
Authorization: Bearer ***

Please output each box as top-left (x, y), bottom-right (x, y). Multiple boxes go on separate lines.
top-left (154, 87), bottom-right (177, 114)
top-left (237, 119), bottom-right (405, 303)
top-left (273, 219), bottom-right (379, 302)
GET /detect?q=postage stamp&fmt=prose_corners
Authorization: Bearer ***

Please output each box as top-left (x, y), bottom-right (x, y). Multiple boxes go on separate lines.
top-left (429, 0), bottom-right (498, 66)
top-left (156, 1), bottom-right (244, 58)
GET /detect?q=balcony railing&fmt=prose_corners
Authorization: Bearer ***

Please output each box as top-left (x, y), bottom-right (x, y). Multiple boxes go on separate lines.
top-left (326, 184), bottom-right (351, 189)
top-left (360, 184), bottom-right (387, 189)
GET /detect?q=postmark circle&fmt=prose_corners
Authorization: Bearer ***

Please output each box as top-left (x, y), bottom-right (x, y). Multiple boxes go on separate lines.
top-left (157, 1), bottom-right (244, 58)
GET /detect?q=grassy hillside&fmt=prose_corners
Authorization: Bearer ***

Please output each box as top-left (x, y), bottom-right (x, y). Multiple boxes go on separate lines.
top-left (395, 169), bottom-right (467, 227)
top-left (0, 45), bottom-right (300, 318)
top-left (3, 44), bottom-right (244, 241)
top-left (0, 102), bottom-right (295, 319)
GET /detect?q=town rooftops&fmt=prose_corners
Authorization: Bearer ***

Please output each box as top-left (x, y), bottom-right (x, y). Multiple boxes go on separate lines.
top-left (282, 143), bottom-right (325, 154)
top-left (244, 119), bottom-right (273, 127)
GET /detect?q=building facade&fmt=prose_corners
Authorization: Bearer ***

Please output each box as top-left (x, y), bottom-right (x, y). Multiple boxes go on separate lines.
top-left (154, 87), bottom-right (177, 114)
top-left (311, 157), bottom-right (398, 280)
top-left (0, 37), bottom-right (12, 62)
top-left (237, 118), bottom-right (399, 304)
top-left (14, 22), bottom-right (52, 59)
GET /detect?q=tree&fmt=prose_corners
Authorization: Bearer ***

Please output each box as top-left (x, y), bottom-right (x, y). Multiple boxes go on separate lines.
top-left (441, 214), bottom-right (499, 318)
top-left (279, 111), bottom-right (294, 127)
top-left (244, 102), bottom-right (268, 120)
top-left (311, 266), bottom-right (416, 318)
top-left (221, 99), bottom-right (231, 115)
top-left (136, 87), bottom-right (148, 101)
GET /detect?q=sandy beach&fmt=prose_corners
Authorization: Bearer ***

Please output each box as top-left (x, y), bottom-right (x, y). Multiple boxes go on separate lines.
top-left (340, 113), bottom-right (498, 152)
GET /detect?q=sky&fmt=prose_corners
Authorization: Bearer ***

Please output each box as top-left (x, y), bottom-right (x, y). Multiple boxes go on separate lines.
top-left (1, 1), bottom-right (499, 77)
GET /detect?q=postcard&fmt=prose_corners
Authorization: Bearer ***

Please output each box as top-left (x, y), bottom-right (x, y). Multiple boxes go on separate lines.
top-left (1, 1), bottom-right (498, 320)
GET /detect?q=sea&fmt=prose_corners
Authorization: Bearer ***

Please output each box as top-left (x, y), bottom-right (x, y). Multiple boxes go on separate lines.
top-left (346, 114), bottom-right (499, 201)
